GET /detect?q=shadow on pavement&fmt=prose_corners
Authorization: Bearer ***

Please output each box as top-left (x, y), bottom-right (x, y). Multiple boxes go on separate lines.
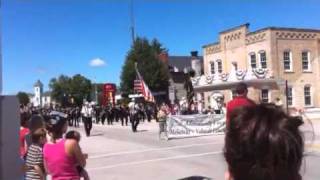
top-left (177, 176), bottom-right (212, 180)
top-left (89, 133), bottom-right (104, 137)
top-left (136, 130), bottom-right (148, 133)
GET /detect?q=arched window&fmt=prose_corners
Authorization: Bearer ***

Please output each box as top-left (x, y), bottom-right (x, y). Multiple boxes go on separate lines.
top-left (210, 62), bottom-right (215, 75)
top-left (259, 50), bottom-right (267, 69)
top-left (217, 59), bottom-right (222, 73)
top-left (249, 52), bottom-right (257, 69)
top-left (302, 51), bottom-right (311, 71)
top-left (283, 50), bottom-right (292, 71)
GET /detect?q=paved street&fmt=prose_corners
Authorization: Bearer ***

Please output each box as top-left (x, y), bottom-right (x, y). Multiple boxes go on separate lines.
top-left (68, 119), bottom-right (320, 180)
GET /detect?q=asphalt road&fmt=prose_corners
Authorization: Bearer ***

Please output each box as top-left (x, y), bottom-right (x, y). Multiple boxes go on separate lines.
top-left (70, 120), bottom-right (320, 180)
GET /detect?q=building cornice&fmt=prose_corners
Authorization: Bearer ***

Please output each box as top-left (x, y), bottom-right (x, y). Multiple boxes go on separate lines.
top-left (202, 42), bottom-right (219, 48)
top-left (219, 23), bottom-right (250, 34)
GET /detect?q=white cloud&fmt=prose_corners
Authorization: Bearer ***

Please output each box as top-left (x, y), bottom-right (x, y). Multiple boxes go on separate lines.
top-left (35, 66), bottom-right (47, 74)
top-left (89, 58), bottom-right (106, 67)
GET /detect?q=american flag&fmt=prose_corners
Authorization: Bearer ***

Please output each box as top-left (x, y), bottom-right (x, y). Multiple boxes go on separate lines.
top-left (134, 63), bottom-right (155, 102)
top-left (134, 79), bottom-right (143, 92)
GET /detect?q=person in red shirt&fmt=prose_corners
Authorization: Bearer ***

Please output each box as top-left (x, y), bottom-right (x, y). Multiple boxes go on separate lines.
top-left (226, 83), bottom-right (255, 127)
top-left (19, 112), bottom-right (30, 158)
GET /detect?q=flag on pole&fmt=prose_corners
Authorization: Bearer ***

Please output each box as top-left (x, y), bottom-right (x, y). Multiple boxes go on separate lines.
top-left (134, 63), bottom-right (155, 102)
top-left (134, 79), bottom-right (143, 92)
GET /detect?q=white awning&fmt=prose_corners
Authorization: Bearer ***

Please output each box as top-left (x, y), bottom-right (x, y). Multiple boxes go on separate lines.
top-left (193, 79), bottom-right (282, 93)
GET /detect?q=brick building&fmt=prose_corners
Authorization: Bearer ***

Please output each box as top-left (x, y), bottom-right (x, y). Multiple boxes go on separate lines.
top-left (200, 23), bottom-right (320, 109)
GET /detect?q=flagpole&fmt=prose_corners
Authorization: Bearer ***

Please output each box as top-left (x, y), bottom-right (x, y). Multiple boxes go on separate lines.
top-left (130, 0), bottom-right (135, 44)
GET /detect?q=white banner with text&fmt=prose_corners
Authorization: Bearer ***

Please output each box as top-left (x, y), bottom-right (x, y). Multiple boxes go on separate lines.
top-left (167, 114), bottom-right (226, 138)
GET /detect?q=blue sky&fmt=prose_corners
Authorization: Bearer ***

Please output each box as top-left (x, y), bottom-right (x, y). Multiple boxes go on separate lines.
top-left (2, 0), bottom-right (320, 94)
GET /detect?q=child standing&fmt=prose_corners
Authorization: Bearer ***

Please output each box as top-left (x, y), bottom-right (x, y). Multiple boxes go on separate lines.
top-left (65, 130), bottom-right (90, 180)
top-left (25, 128), bottom-right (46, 180)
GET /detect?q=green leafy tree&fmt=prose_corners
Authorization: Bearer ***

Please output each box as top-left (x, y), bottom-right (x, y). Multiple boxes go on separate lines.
top-left (16, 92), bottom-right (30, 105)
top-left (69, 74), bottom-right (92, 106)
top-left (49, 74), bottom-right (92, 107)
top-left (120, 37), bottom-right (169, 95)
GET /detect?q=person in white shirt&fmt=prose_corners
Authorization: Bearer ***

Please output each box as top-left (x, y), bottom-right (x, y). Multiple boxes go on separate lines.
top-left (81, 102), bottom-right (93, 136)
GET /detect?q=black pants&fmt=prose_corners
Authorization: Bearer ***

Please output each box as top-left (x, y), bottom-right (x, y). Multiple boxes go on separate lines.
top-left (101, 115), bottom-right (106, 125)
top-left (95, 115), bottom-right (100, 124)
top-left (83, 117), bottom-right (92, 136)
top-left (75, 116), bottom-right (80, 127)
top-left (131, 114), bottom-right (139, 132)
top-left (147, 113), bottom-right (151, 122)
top-left (107, 115), bottom-right (113, 125)
top-left (121, 116), bottom-right (129, 126)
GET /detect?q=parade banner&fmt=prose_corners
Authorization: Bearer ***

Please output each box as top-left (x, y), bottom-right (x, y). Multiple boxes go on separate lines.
top-left (167, 114), bottom-right (226, 138)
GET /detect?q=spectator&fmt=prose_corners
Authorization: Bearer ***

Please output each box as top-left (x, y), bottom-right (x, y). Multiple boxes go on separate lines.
top-left (25, 115), bottom-right (45, 150)
top-left (224, 104), bottom-right (304, 180)
top-left (66, 130), bottom-right (90, 180)
top-left (20, 112), bottom-right (30, 159)
top-left (226, 83), bottom-right (255, 127)
top-left (43, 111), bottom-right (86, 180)
top-left (25, 128), bottom-right (47, 180)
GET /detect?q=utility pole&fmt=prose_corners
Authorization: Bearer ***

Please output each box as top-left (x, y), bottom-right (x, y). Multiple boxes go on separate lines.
top-left (94, 77), bottom-right (98, 104)
top-left (0, 1), bottom-right (2, 95)
top-left (130, 0), bottom-right (135, 44)
top-left (285, 80), bottom-right (289, 113)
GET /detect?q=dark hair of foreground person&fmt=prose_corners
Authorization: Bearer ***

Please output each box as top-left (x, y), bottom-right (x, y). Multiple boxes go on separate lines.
top-left (224, 104), bottom-right (304, 180)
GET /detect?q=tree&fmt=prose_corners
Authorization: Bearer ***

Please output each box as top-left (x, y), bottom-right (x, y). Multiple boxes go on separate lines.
top-left (49, 74), bottom-right (92, 107)
top-left (120, 37), bottom-right (169, 95)
top-left (69, 74), bottom-right (92, 106)
top-left (17, 92), bottom-right (30, 105)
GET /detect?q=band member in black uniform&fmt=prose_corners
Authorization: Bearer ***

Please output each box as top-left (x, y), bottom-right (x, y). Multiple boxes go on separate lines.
top-left (94, 105), bottom-right (101, 124)
top-left (124, 106), bottom-right (130, 126)
top-left (107, 106), bottom-right (113, 125)
top-left (100, 106), bottom-right (107, 125)
top-left (74, 107), bottom-right (81, 127)
top-left (131, 103), bottom-right (144, 132)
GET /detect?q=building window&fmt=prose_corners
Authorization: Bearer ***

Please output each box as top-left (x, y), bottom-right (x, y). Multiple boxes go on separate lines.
top-left (217, 60), bottom-right (222, 73)
top-left (250, 53), bottom-right (257, 69)
top-left (287, 87), bottom-right (293, 106)
top-left (304, 86), bottom-right (311, 106)
top-left (283, 51), bottom-right (292, 71)
top-left (302, 51), bottom-right (311, 71)
top-left (261, 89), bottom-right (269, 103)
top-left (259, 51), bottom-right (267, 69)
top-left (210, 62), bottom-right (215, 75)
